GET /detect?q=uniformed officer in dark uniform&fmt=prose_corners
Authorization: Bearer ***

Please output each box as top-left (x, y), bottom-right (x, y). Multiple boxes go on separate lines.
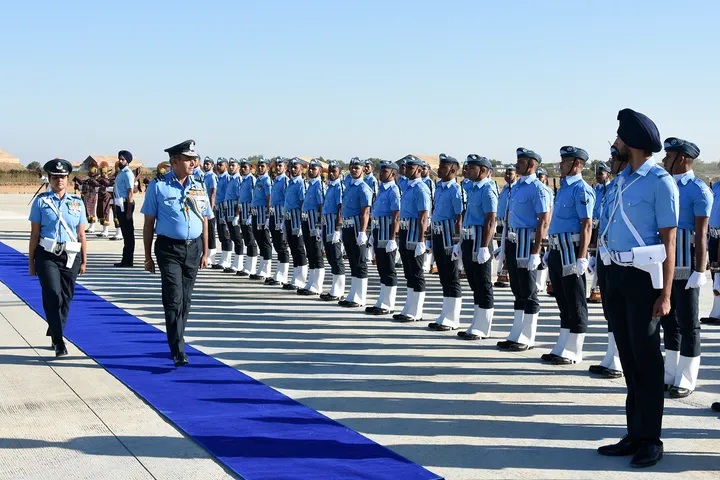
top-left (224, 158), bottom-right (245, 272)
top-left (597, 109), bottom-right (678, 467)
top-left (250, 158), bottom-right (273, 281)
top-left (214, 158), bottom-right (233, 269)
top-left (114, 150), bottom-right (135, 267)
top-left (702, 175), bottom-right (720, 324)
top-left (236, 158), bottom-right (258, 276)
top-left (320, 160), bottom-right (346, 300)
top-left (28, 159), bottom-right (88, 357)
top-left (495, 165), bottom-right (517, 288)
top-left (203, 157), bottom-right (219, 268)
top-left (660, 137), bottom-right (711, 398)
top-left (283, 158), bottom-right (309, 290)
top-left (141, 140), bottom-right (210, 367)
top-left (588, 162), bottom-right (612, 302)
top-left (267, 157), bottom-right (291, 285)
top-left (297, 159), bottom-right (326, 295)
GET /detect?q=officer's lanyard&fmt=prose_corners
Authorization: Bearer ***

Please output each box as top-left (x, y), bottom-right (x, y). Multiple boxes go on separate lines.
top-left (169, 173), bottom-right (202, 220)
top-left (599, 174), bottom-right (644, 250)
top-left (41, 195), bottom-right (78, 243)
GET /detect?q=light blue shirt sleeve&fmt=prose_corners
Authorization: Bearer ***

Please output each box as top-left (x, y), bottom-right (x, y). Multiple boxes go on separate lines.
top-left (534, 185), bottom-right (551, 214)
top-left (694, 183), bottom-right (713, 217)
top-left (575, 185), bottom-right (595, 220)
top-left (390, 187), bottom-right (400, 211)
top-left (419, 189), bottom-right (432, 212)
top-left (452, 186), bottom-right (463, 215)
top-left (140, 181), bottom-right (158, 217)
top-left (361, 185), bottom-right (372, 207)
top-left (29, 200), bottom-right (42, 223)
top-left (482, 185), bottom-right (498, 213)
top-left (656, 175), bottom-right (680, 229)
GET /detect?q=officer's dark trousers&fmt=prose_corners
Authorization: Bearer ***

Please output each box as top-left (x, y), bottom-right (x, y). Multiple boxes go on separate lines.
top-left (216, 215), bottom-right (232, 251)
top-left (35, 247), bottom-right (81, 346)
top-left (241, 222), bottom-right (258, 257)
top-left (432, 233), bottom-right (461, 298)
top-left (342, 226), bottom-right (367, 278)
top-left (596, 260), bottom-right (613, 333)
top-left (269, 215), bottom-right (290, 263)
top-left (286, 220), bottom-right (308, 268)
top-left (252, 216), bottom-right (273, 260)
top-left (399, 229), bottom-right (425, 291)
top-left (323, 236), bottom-right (345, 276)
top-left (115, 202), bottom-right (135, 264)
top-left (373, 229), bottom-right (397, 287)
top-left (547, 249), bottom-right (588, 333)
top-left (605, 263), bottom-right (664, 442)
top-left (709, 236), bottom-right (719, 280)
top-left (505, 240), bottom-right (539, 313)
top-left (462, 239), bottom-right (494, 309)
top-left (155, 235), bottom-right (202, 358)
top-left (207, 213), bottom-right (217, 250)
top-left (228, 222), bottom-right (244, 255)
top-left (302, 220), bottom-right (324, 269)
top-left (661, 280), bottom-right (701, 357)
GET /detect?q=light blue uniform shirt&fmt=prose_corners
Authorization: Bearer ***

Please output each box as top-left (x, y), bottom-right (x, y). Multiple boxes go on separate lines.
top-left (432, 179), bottom-right (464, 222)
top-left (29, 192), bottom-right (87, 242)
top-left (497, 181), bottom-right (516, 220)
top-left (302, 177), bottom-right (325, 212)
top-left (225, 173), bottom-right (242, 202)
top-left (598, 178), bottom-right (618, 236)
top-left (398, 176), bottom-right (409, 193)
top-left (271, 174), bottom-right (289, 207)
top-left (606, 158), bottom-right (679, 252)
top-left (710, 181), bottom-right (720, 228)
top-left (141, 173), bottom-right (211, 240)
top-left (508, 174), bottom-right (552, 229)
top-left (372, 181), bottom-right (401, 218)
top-left (284, 176), bottom-right (306, 210)
top-left (204, 171), bottom-right (218, 193)
top-left (593, 183), bottom-right (607, 220)
top-left (252, 174), bottom-right (271, 208)
top-left (343, 174), bottom-right (353, 191)
top-left (400, 179), bottom-right (432, 219)
top-left (364, 173), bottom-right (379, 199)
top-left (342, 178), bottom-right (373, 217)
top-left (192, 167), bottom-right (204, 183)
top-left (114, 166), bottom-right (134, 201)
top-left (239, 174), bottom-right (255, 204)
top-left (323, 179), bottom-right (343, 215)
top-left (675, 171), bottom-right (712, 230)
top-left (463, 178), bottom-right (498, 227)
top-left (548, 173), bottom-right (595, 235)
top-left (216, 172), bottom-right (229, 204)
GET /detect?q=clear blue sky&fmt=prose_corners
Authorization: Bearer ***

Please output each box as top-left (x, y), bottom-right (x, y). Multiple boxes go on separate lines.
top-left (2, 0), bottom-right (720, 167)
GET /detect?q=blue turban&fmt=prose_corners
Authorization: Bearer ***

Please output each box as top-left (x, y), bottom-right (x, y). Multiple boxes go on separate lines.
top-left (617, 108), bottom-right (662, 153)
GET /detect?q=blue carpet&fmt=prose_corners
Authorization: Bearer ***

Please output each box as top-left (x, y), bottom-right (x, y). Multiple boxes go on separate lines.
top-left (0, 242), bottom-right (441, 480)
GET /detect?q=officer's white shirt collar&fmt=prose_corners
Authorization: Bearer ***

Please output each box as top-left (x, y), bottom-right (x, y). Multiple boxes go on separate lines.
top-left (257, 173), bottom-right (269, 180)
top-left (473, 177), bottom-right (490, 188)
top-left (289, 175), bottom-right (303, 183)
top-left (328, 178), bottom-right (341, 186)
top-left (308, 177), bottom-right (320, 185)
top-left (351, 178), bottom-right (364, 186)
top-left (564, 173), bottom-right (583, 185)
top-left (673, 170), bottom-right (695, 185)
top-left (437, 178), bottom-right (457, 189)
top-left (520, 174), bottom-right (537, 184)
top-left (408, 178), bottom-right (423, 187)
top-left (381, 180), bottom-right (396, 190)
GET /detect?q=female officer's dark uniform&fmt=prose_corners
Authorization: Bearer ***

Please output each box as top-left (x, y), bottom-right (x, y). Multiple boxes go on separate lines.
top-left (29, 159), bottom-right (87, 357)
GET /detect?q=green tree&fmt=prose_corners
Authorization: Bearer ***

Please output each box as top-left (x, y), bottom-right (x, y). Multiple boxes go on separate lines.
top-left (26, 161), bottom-right (41, 170)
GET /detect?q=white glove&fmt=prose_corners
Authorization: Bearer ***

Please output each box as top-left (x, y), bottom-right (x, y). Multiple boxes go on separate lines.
top-left (451, 243), bottom-right (462, 261)
top-left (587, 256), bottom-right (596, 276)
top-left (385, 239), bottom-right (398, 253)
top-left (245, 216), bottom-right (252, 226)
top-left (714, 274), bottom-right (720, 295)
top-left (332, 230), bottom-right (342, 244)
top-left (492, 247), bottom-right (502, 260)
top-left (576, 257), bottom-right (589, 277)
top-left (476, 247), bottom-right (491, 264)
top-left (232, 216), bottom-right (240, 226)
top-left (685, 271), bottom-right (707, 290)
top-left (542, 250), bottom-right (550, 267)
top-left (264, 217), bottom-right (270, 228)
top-left (415, 242), bottom-right (427, 257)
top-left (527, 253), bottom-right (541, 271)
top-left (368, 235), bottom-right (374, 247)
top-left (357, 231), bottom-right (367, 246)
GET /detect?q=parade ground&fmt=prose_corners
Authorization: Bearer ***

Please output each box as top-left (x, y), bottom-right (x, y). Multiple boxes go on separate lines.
top-left (0, 193), bottom-right (718, 480)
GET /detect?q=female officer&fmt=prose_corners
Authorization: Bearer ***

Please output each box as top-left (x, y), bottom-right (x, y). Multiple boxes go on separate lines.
top-left (28, 159), bottom-right (88, 357)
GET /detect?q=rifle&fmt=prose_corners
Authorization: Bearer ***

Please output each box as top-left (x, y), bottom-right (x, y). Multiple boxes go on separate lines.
top-left (27, 182), bottom-right (48, 205)
top-left (552, 177), bottom-right (558, 195)
top-left (496, 182), bottom-right (512, 268)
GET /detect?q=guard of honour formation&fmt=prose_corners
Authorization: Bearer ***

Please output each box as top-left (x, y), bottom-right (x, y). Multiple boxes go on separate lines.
top-left (27, 108), bottom-right (720, 469)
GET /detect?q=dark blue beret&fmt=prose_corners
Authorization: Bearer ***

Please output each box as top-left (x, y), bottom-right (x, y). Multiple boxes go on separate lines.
top-left (289, 157), bottom-right (306, 167)
top-left (380, 161), bottom-right (399, 171)
top-left (516, 147), bottom-right (542, 163)
top-left (228, 157), bottom-right (238, 165)
top-left (44, 158), bottom-right (72, 176)
top-left (164, 140), bottom-right (199, 158)
top-left (397, 156), bottom-right (409, 166)
top-left (309, 158), bottom-right (322, 167)
top-left (203, 156), bottom-right (214, 164)
top-left (439, 153), bottom-right (459, 166)
top-left (349, 157), bottom-right (363, 166)
top-left (664, 137), bottom-right (700, 159)
top-left (275, 157), bottom-right (287, 164)
top-left (559, 145), bottom-right (589, 162)
top-left (617, 108), bottom-right (662, 153)
top-left (505, 165), bottom-right (516, 172)
top-left (327, 160), bottom-right (342, 170)
top-left (465, 154), bottom-right (492, 169)
top-left (596, 162), bottom-right (611, 174)
top-left (363, 159), bottom-right (373, 166)
top-left (216, 157), bottom-right (227, 165)
top-left (405, 155), bottom-right (423, 166)
top-left (256, 158), bottom-right (269, 166)
top-left (537, 167), bottom-right (548, 177)
top-left (239, 158), bottom-right (250, 165)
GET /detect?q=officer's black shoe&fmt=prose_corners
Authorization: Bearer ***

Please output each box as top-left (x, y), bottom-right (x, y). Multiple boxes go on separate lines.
top-left (223, 268), bottom-right (236, 273)
top-left (342, 301), bottom-right (361, 308)
top-left (54, 344), bottom-right (68, 357)
top-left (427, 322), bottom-right (441, 330)
top-left (297, 289), bottom-right (318, 296)
top-left (457, 331), bottom-right (483, 340)
top-left (211, 264), bottom-right (224, 270)
top-left (395, 262), bottom-right (402, 268)
top-left (236, 271), bottom-right (250, 277)
top-left (597, 436), bottom-right (640, 456)
top-left (114, 262), bottom-right (132, 267)
top-left (711, 402), bottom-right (720, 412)
top-left (664, 384), bottom-right (672, 392)
top-left (496, 340), bottom-right (517, 350)
top-left (393, 314), bottom-right (419, 323)
top-left (365, 306), bottom-right (376, 313)
top-left (174, 353), bottom-right (189, 367)
top-left (249, 274), bottom-right (265, 280)
top-left (589, 364), bottom-right (607, 374)
top-left (266, 279), bottom-right (280, 286)
top-left (320, 293), bottom-right (339, 301)
top-left (541, 353), bottom-right (560, 362)
top-left (602, 369), bottom-right (623, 379)
top-left (669, 386), bottom-right (692, 398)
top-left (551, 356), bottom-right (575, 365)
top-left (508, 342), bottom-right (533, 351)
top-left (700, 316), bottom-right (720, 325)
top-left (630, 441), bottom-right (663, 468)
top-left (282, 283), bottom-right (298, 291)
top-left (494, 281), bottom-right (509, 288)
top-left (374, 308), bottom-right (393, 316)
top-left (338, 299), bottom-right (350, 306)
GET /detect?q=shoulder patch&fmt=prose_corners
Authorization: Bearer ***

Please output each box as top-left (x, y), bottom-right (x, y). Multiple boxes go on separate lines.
top-left (691, 176), bottom-right (709, 191)
top-left (656, 172), bottom-right (669, 178)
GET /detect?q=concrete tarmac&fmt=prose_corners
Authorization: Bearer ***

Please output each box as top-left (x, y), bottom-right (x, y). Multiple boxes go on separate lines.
top-left (0, 194), bottom-right (718, 480)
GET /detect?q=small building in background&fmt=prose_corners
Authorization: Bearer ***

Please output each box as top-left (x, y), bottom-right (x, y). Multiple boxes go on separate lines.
top-left (0, 149), bottom-right (23, 171)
